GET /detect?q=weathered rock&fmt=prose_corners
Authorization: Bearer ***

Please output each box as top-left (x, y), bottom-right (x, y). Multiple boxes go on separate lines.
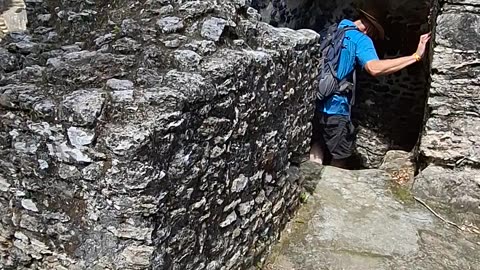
top-left (106, 79), bottom-right (135, 102)
top-left (106, 78), bottom-right (134, 91)
top-left (0, 175), bottom-right (11, 191)
top-left (0, 0), bottom-right (320, 269)
top-left (47, 142), bottom-right (93, 164)
top-left (264, 165), bottom-right (480, 270)
top-left (108, 223), bottom-right (153, 243)
top-left (121, 245), bottom-right (155, 268)
top-left (157, 16), bottom-right (184, 33)
top-left (184, 40), bottom-right (217, 55)
top-left (173, 49), bottom-right (202, 70)
top-left (414, 165), bottom-right (480, 215)
top-left (57, 163), bottom-right (81, 180)
top-left (20, 199), bottom-right (38, 212)
top-left (238, 201), bottom-right (254, 216)
top-left (231, 174), bottom-right (249, 193)
top-left (61, 89), bottom-right (105, 126)
top-left (220, 212), bottom-right (238, 228)
top-left (417, 0), bottom-right (480, 214)
top-left (201, 17), bottom-right (227, 41)
top-left (380, 150), bottom-right (415, 186)
top-left (81, 162), bottom-right (104, 181)
top-left (67, 127), bottom-right (95, 147)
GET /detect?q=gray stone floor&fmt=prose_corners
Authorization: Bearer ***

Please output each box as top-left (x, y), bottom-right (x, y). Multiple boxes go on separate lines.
top-left (264, 163), bottom-right (480, 270)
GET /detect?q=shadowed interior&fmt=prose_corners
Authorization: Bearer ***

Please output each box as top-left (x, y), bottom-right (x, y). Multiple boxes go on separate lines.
top-left (251, 0), bottom-right (434, 167)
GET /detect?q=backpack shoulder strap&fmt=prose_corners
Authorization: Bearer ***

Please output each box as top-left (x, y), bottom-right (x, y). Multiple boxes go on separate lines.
top-left (329, 26), bottom-right (358, 77)
top-left (319, 23), bottom-right (339, 50)
top-left (337, 25), bottom-right (358, 34)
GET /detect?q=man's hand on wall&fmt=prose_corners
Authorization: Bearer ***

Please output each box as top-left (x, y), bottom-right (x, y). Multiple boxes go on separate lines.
top-left (415, 32), bottom-right (432, 59)
top-left (365, 32), bottom-right (432, 77)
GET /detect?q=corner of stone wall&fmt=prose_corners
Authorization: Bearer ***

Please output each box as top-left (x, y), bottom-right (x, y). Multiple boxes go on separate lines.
top-left (0, 1), bottom-right (321, 269)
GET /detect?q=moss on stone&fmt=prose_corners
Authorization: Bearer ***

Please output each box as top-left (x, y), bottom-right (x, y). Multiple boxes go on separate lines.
top-left (389, 183), bottom-right (415, 204)
top-left (299, 192), bottom-right (309, 203)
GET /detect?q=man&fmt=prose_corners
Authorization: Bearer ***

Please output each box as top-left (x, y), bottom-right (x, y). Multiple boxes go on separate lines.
top-left (310, 3), bottom-right (431, 168)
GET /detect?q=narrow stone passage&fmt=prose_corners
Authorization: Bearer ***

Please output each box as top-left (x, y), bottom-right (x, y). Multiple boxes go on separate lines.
top-left (252, 0), bottom-right (435, 168)
top-left (263, 163), bottom-right (480, 270)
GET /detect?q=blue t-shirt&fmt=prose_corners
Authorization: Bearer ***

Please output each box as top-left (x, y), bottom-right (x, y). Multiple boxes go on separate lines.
top-left (320, 19), bottom-right (379, 116)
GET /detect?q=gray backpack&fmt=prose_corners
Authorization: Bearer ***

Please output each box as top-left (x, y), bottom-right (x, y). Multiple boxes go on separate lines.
top-left (317, 24), bottom-right (358, 105)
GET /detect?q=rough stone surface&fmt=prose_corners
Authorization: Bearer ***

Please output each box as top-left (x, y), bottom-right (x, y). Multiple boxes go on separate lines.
top-left (201, 17), bottom-right (227, 41)
top-left (61, 89), bottom-right (105, 126)
top-left (157, 16), bottom-right (184, 33)
top-left (264, 164), bottom-right (480, 270)
top-left (380, 150), bottom-right (415, 186)
top-left (416, 0), bottom-right (480, 215)
top-left (420, 2), bottom-right (480, 166)
top-left (2, 0), bottom-right (478, 269)
top-left (0, 0), bottom-right (320, 269)
top-left (67, 127), bottom-right (95, 147)
top-left (415, 165), bottom-right (480, 215)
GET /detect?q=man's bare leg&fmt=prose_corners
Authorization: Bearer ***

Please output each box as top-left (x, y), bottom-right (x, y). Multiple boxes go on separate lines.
top-left (330, 158), bottom-right (348, 169)
top-left (309, 142), bottom-right (324, 165)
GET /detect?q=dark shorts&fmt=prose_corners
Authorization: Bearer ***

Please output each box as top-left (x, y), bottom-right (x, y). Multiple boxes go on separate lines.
top-left (312, 112), bottom-right (355, 160)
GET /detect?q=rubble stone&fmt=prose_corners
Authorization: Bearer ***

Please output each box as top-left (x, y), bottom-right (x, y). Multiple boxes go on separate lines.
top-left (0, 0), bottom-right (319, 269)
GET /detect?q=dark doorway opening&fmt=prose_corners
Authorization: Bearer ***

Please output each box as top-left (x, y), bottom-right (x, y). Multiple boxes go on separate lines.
top-left (251, 0), bottom-right (435, 168)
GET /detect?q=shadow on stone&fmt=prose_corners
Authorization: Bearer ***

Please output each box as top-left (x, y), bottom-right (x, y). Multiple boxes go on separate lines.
top-left (300, 161), bottom-right (324, 194)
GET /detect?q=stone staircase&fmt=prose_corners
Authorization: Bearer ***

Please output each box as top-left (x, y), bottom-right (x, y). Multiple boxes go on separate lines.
top-left (0, 0), bottom-right (27, 41)
top-left (263, 163), bottom-right (480, 270)
top-left (0, 16), bottom-right (8, 39)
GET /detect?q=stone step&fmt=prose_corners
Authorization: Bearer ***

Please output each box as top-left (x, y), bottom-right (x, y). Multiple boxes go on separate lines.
top-left (0, 16), bottom-right (8, 41)
top-left (0, 0), bottom-right (27, 39)
top-left (264, 163), bottom-right (480, 270)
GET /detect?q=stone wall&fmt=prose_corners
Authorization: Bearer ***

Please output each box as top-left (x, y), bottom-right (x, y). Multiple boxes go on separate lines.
top-left (415, 0), bottom-right (480, 215)
top-left (250, 0), bottom-right (356, 31)
top-left (0, 0), bottom-right (27, 41)
top-left (253, 0), bottom-right (433, 167)
top-left (0, 0), bottom-right (320, 269)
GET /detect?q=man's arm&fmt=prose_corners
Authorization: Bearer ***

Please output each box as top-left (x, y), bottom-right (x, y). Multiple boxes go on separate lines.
top-left (364, 33), bottom-right (431, 77)
top-left (364, 55), bottom-right (417, 77)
